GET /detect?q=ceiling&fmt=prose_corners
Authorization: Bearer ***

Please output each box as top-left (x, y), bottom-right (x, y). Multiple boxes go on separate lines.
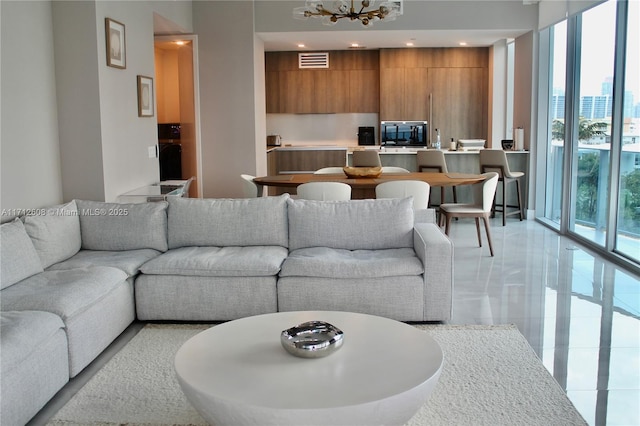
top-left (258, 29), bottom-right (525, 51)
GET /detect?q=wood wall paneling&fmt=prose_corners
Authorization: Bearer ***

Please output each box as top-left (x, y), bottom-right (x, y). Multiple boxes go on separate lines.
top-left (349, 69), bottom-right (379, 113)
top-left (428, 67), bottom-right (487, 142)
top-left (380, 67), bottom-right (405, 120)
top-left (265, 50), bottom-right (380, 114)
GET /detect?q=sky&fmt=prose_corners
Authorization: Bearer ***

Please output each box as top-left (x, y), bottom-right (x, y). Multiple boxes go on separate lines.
top-left (552, 0), bottom-right (639, 100)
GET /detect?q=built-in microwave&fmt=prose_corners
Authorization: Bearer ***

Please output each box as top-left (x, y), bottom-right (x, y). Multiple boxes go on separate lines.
top-left (380, 121), bottom-right (428, 147)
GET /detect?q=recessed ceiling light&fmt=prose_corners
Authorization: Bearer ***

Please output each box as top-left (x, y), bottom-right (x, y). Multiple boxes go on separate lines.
top-left (174, 41), bottom-right (186, 46)
top-left (406, 42), bottom-right (414, 47)
top-left (297, 43), bottom-right (305, 48)
top-left (459, 42), bottom-right (468, 46)
top-left (351, 43), bottom-right (359, 48)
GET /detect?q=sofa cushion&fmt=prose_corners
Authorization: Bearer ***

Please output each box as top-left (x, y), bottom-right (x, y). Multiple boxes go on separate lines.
top-left (280, 247), bottom-right (423, 279)
top-left (48, 248), bottom-right (161, 277)
top-left (23, 200), bottom-right (81, 268)
top-left (0, 266), bottom-right (128, 320)
top-left (167, 195), bottom-right (289, 249)
top-left (287, 197), bottom-right (414, 251)
top-left (0, 310), bottom-right (65, 373)
top-left (140, 246), bottom-right (288, 277)
top-left (0, 219), bottom-right (44, 290)
top-left (76, 200), bottom-right (168, 252)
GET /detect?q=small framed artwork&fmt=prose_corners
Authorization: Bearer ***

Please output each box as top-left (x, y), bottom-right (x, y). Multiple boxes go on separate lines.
top-left (105, 18), bottom-right (126, 69)
top-left (137, 75), bottom-right (154, 117)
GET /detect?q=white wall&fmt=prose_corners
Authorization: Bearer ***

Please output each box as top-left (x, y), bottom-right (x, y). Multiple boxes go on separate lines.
top-left (94, 1), bottom-right (161, 202)
top-left (266, 113), bottom-right (379, 146)
top-left (1, 1), bottom-right (64, 213)
top-left (52, 1), bottom-right (105, 202)
top-left (194, 1), bottom-right (263, 198)
top-left (2, 0), bottom-right (193, 210)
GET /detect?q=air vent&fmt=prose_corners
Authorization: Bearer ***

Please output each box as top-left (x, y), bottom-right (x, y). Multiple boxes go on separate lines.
top-left (298, 52), bottom-right (329, 69)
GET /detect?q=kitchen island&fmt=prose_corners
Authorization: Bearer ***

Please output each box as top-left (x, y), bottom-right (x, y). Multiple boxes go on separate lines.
top-left (266, 146), bottom-right (528, 208)
top-left (347, 149), bottom-right (529, 206)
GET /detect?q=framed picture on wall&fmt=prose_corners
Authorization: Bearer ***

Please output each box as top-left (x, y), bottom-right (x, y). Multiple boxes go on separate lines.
top-left (105, 18), bottom-right (126, 69)
top-left (137, 75), bottom-right (154, 117)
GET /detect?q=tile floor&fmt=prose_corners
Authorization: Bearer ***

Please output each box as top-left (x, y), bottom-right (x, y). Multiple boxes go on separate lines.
top-left (29, 217), bottom-right (639, 426)
top-left (448, 217), bottom-right (640, 426)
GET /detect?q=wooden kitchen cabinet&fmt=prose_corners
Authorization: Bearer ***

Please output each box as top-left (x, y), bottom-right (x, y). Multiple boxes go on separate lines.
top-left (349, 69), bottom-right (379, 113)
top-left (427, 67), bottom-right (487, 142)
top-left (380, 67), bottom-right (429, 120)
top-left (265, 51), bottom-right (379, 114)
top-left (379, 48), bottom-right (489, 141)
top-left (274, 148), bottom-right (348, 174)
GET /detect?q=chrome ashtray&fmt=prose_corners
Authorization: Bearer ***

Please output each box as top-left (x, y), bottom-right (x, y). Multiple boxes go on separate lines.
top-left (280, 321), bottom-right (344, 358)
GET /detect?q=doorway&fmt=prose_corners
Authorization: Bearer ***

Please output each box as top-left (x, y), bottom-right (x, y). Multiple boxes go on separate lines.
top-left (154, 35), bottom-right (202, 198)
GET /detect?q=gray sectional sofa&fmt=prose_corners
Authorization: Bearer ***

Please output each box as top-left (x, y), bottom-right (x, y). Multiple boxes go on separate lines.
top-left (0, 194), bottom-right (453, 425)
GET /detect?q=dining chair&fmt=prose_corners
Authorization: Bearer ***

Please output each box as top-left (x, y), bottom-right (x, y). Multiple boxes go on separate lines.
top-left (381, 166), bottom-right (410, 174)
top-left (240, 174), bottom-right (262, 198)
top-left (296, 182), bottom-right (351, 201)
top-left (416, 149), bottom-right (457, 205)
top-left (314, 167), bottom-right (346, 175)
top-left (352, 150), bottom-right (382, 167)
top-left (181, 177), bottom-right (194, 198)
top-left (478, 149), bottom-right (524, 226)
top-left (438, 172), bottom-right (499, 256)
top-left (375, 180), bottom-right (431, 210)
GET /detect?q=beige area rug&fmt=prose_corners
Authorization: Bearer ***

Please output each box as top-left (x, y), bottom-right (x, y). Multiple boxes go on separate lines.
top-left (48, 323), bottom-right (586, 426)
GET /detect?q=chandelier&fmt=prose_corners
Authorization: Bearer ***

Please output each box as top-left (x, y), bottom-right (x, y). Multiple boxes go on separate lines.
top-left (293, 0), bottom-right (402, 27)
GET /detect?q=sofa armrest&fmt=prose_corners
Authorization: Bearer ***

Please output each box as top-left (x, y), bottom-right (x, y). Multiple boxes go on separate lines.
top-left (414, 208), bottom-right (437, 224)
top-left (413, 223), bottom-right (454, 321)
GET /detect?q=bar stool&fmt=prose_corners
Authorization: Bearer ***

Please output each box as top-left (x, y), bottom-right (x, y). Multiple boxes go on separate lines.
top-left (416, 150), bottom-right (457, 206)
top-left (478, 149), bottom-right (524, 226)
top-left (352, 150), bottom-right (382, 167)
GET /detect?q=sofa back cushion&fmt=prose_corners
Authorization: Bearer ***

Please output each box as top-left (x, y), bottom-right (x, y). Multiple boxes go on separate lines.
top-left (167, 195), bottom-right (289, 249)
top-left (23, 200), bottom-right (81, 269)
top-left (0, 219), bottom-right (44, 289)
top-left (287, 197), bottom-right (414, 251)
top-left (76, 200), bottom-right (168, 252)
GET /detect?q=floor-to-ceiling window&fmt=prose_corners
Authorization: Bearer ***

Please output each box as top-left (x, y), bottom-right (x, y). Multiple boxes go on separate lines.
top-left (615, 0), bottom-right (640, 264)
top-left (544, 20), bottom-right (567, 225)
top-left (570, 0), bottom-right (617, 246)
top-left (539, 0), bottom-right (639, 272)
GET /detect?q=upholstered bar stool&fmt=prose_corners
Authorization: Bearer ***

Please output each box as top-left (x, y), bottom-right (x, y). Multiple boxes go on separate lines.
top-left (478, 149), bottom-right (524, 226)
top-left (352, 150), bottom-right (382, 167)
top-left (416, 150), bottom-right (457, 205)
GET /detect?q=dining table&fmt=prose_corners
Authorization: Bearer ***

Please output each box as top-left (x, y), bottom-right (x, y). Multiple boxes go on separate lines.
top-left (253, 172), bottom-right (486, 199)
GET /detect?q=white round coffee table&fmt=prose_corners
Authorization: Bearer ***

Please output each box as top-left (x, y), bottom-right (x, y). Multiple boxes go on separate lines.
top-left (174, 311), bottom-right (443, 426)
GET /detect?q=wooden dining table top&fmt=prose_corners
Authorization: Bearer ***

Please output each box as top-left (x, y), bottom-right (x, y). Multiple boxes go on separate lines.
top-left (253, 172), bottom-right (486, 189)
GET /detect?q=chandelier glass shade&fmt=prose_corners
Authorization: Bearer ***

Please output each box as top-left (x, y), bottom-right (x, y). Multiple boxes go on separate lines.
top-left (293, 0), bottom-right (402, 27)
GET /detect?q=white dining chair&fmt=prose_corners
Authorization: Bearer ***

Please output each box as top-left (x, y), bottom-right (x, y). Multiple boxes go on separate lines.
top-left (297, 182), bottom-right (351, 201)
top-left (438, 172), bottom-right (499, 256)
top-left (314, 167), bottom-right (346, 175)
top-left (180, 177), bottom-right (194, 198)
top-left (479, 149), bottom-right (524, 226)
top-left (240, 174), bottom-right (262, 197)
top-left (381, 166), bottom-right (410, 174)
top-left (375, 180), bottom-right (431, 210)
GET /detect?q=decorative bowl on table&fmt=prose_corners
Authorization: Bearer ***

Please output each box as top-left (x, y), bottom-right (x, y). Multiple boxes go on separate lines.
top-left (281, 321), bottom-right (344, 358)
top-left (342, 166), bottom-right (382, 178)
